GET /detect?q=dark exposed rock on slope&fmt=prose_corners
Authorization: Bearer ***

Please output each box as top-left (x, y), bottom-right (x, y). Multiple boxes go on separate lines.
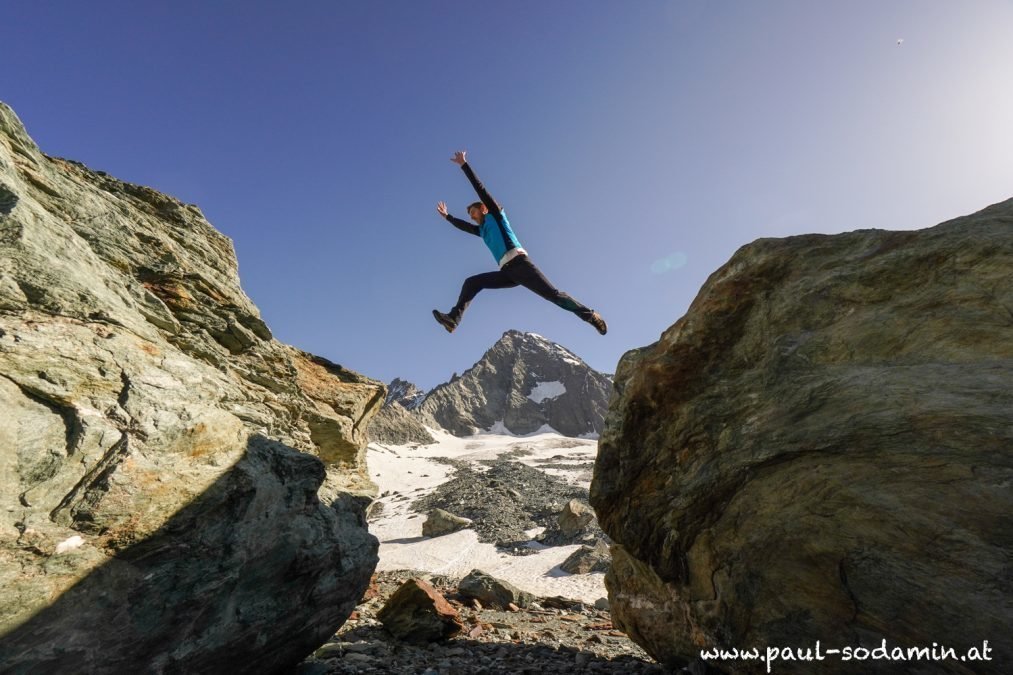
top-left (416, 330), bottom-right (612, 437)
top-left (369, 397), bottom-right (437, 445)
top-left (590, 200), bottom-right (1013, 673)
top-left (0, 102), bottom-right (383, 673)
top-left (369, 377), bottom-right (436, 445)
top-left (386, 377), bottom-right (425, 410)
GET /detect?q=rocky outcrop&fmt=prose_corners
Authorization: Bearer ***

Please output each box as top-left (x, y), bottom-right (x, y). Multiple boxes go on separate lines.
top-left (386, 377), bottom-right (425, 410)
top-left (0, 102), bottom-right (384, 673)
top-left (368, 397), bottom-right (436, 445)
top-left (416, 330), bottom-right (612, 437)
top-left (590, 201), bottom-right (1013, 672)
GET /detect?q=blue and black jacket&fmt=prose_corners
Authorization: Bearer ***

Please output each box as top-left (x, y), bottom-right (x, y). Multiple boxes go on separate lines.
top-left (445, 162), bottom-right (525, 267)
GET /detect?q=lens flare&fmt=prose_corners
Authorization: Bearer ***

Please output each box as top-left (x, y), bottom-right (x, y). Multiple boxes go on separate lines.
top-left (650, 252), bottom-right (688, 274)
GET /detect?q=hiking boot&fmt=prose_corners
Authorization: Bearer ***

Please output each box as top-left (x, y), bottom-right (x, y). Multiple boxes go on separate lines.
top-left (432, 309), bottom-right (457, 333)
top-left (587, 311), bottom-right (607, 335)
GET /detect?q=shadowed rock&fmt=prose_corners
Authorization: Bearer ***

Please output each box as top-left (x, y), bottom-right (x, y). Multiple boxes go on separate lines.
top-left (377, 578), bottom-right (464, 643)
top-left (0, 101), bottom-right (384, 673)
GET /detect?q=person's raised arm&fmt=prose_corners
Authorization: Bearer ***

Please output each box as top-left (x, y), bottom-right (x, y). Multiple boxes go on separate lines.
top-left (451, 150), bottom-right (501, 213)
top-left (436, 200), bottom-right (479, 236)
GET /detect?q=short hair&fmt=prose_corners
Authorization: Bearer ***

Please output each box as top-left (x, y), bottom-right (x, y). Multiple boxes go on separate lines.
top-left (467, 201), bottom-right (484, 214)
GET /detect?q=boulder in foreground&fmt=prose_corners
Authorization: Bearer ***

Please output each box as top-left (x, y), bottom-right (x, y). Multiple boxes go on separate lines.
top-left (0, 101), bottom-right (384, 673)
top-left (591, 200), bottom-right (1013, 673)
top-left (376, 578), bottom-right (464, 642)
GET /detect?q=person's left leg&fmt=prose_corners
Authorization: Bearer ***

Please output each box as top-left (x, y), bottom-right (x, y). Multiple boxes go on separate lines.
top-left (449, 270), bottom-right (519, 324)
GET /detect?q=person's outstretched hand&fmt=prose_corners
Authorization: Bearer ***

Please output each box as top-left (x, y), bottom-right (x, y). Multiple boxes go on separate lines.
top-left (451, 150), bottom-right (467, 166)
top-left (436, 201), bottom-right (449, 217)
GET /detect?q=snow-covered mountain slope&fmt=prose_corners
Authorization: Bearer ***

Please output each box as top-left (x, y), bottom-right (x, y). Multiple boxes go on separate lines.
top-left (414, 330), bottom-right (613, 437)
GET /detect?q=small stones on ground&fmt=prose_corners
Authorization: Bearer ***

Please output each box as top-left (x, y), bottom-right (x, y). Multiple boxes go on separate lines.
top-left (299, 570), bottom-right (660, 674)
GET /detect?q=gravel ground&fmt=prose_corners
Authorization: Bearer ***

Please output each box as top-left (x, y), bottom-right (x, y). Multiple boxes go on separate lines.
top-left (289, 570), bottom-right (683, 675)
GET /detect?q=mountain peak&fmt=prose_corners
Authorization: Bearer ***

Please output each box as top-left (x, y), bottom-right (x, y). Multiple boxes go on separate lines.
top-left (386, 377), bottom-right (425, 410)
top-left (491, 329), bottom-right (585, 368)
top-left (415, 331), bottom-right (610, 437)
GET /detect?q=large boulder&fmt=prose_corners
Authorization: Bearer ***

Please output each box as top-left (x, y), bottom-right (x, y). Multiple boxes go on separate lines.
top-left (590, 201), bottom-right (1013, 673)
top-left (0, 102), bottom-right (384, 673)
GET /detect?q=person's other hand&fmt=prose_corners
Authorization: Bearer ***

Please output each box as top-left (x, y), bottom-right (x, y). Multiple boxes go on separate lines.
top-left (436, 201), bottom-right (449, 217)
top-left (451, 151), bottom-right (467, 166)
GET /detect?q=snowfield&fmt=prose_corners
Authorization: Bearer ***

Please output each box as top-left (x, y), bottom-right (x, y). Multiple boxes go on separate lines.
top-left (527, 380), bottom-right (566, 403)
top-left (366, 426), bottom-right (606, 603)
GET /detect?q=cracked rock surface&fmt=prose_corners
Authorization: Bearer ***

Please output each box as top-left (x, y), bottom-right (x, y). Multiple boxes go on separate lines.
top-left (590, 201), bottom-right (1013, 672)
top-left (0, 101), bottom-right (384, 673)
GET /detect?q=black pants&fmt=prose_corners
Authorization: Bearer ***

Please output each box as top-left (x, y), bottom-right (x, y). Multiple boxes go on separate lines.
top-left (449, 255), bottom-right (594, 323)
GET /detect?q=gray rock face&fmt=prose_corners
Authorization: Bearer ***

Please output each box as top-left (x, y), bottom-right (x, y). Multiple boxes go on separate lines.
top-left (590, 200), bottom-right (1013, 672)
top-left (368, 399), bottom-right (437, 446)
top-left (416, 330), bottom-right (612, 437)
top-left (386, 377), bottom-right (426, 410)
top-left (368, 377), bottom-right (435, 445)
top-left (0, 102), bottom-right (384, 673)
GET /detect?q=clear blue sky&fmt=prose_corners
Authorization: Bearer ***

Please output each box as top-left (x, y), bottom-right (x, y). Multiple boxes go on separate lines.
top-left (5, 1), bottom-right (1013, 390)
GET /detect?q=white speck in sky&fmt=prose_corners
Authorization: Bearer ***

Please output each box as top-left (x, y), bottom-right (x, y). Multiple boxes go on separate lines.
top-left (897, 38), bottom-right (904, 46)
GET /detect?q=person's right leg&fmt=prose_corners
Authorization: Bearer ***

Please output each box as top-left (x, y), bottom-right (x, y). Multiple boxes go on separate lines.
top-left (446, 270), bottom-right (519, 325)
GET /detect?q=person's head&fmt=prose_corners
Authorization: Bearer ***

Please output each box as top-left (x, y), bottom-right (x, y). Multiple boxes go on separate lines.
top-left (467, 201), bottom-right (488, 224)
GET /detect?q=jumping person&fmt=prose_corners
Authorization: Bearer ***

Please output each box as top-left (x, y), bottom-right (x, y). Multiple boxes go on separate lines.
top-left (432, 150), bottom-right (608, 335)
